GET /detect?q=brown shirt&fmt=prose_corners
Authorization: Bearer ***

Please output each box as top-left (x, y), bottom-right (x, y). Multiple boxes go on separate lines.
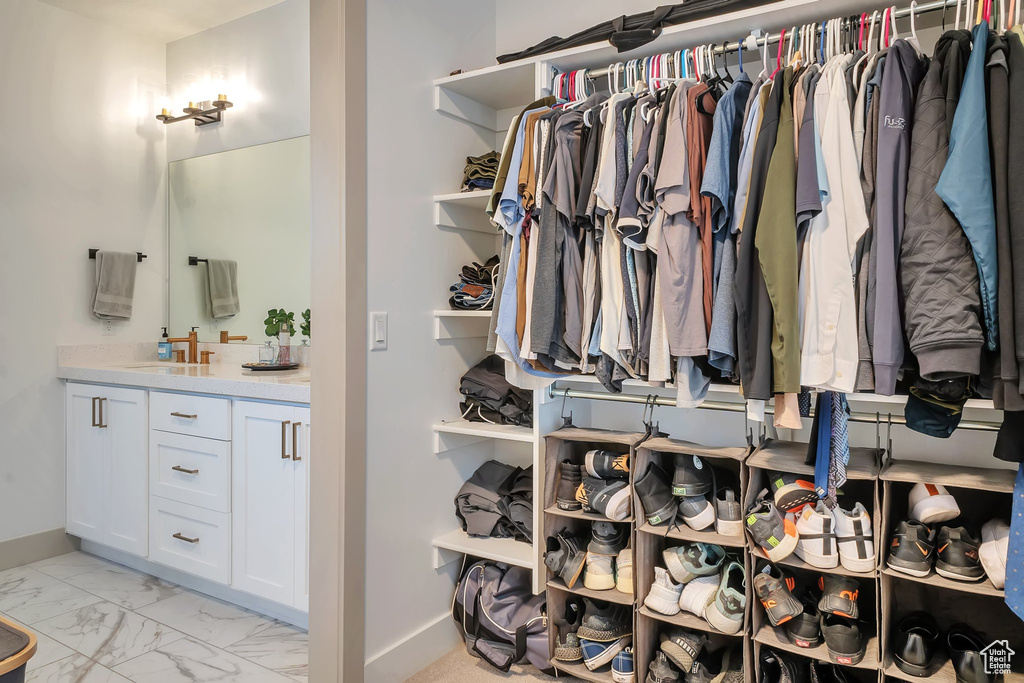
top-left (519, 111), bottom-right (545, 212)
top-left (686, 82), bottom-right (717, 336)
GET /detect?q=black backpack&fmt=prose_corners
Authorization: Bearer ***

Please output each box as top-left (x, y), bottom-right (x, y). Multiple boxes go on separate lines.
top-left (459, 355), bottom-right (532, 427)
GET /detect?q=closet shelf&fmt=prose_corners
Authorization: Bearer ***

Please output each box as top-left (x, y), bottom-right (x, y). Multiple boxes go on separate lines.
top-left (750, 546), bottom-right (878, 579)
top-left (880, 459), bottom-right (1017, 493)
top-left (432, 310), bottom-right (491, 340)
top-left (754, 624), bottom-right (880, 670)
top-left (638, 606), bottom-right (742, 637)
top-left (637, 521), bottom-right (747, 549)
top-left (434, 62), bottom-right (539, 131)
top-left (551, 659), bottom-right (614, 683)
top-left (547, 579), bottom-right (634, 606)
top-left (433, 191), bottom-right (497, 234)
top-left (880, 566), bottom-right (1004, 598)
top-left (432, 419), bottom-right (533, 454)
top-left (543, 505), bottom-right (631, 523)
top-left (883, 659), bottom-right (958, 683)
top-left (748, 440), bottom-right (881, 480)
top-left (431, 528), bottom-right (533, 569)
top-left (433, 190), bottom-right (490, 206)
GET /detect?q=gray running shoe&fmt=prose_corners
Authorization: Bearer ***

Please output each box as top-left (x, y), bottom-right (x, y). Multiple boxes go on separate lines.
top-left (715, 488), bottom-right (743, 536)
top-left (544, 530), bottom-right (587, 589)
top-left (577, 599), bottom-right (632, 642)
top-left (659, 628), bottom-right (708, 672)
top-left (647, 652), bottom-right (682, 683)
top-left (745, 494), bottom-right (799, 562)
top-left (662, 542), bottom-right (726, 584)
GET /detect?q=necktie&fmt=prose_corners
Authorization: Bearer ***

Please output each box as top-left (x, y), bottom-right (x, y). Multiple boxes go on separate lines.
top-left (814, 392), bottom-right (833, 503)
top-left (1007, 463), bottom-right (1024, 620)
top-left (827, 394), bottom-right (851, 509)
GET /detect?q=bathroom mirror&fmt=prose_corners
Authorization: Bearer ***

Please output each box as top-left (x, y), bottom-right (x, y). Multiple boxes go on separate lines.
top-left (168, 136), bottom-right (311, 343)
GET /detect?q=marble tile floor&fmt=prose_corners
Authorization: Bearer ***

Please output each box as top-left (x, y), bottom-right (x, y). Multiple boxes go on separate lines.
top-left (0, 552), bottom-right (307, 682)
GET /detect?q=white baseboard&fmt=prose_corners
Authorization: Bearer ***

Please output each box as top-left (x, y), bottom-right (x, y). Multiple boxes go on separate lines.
top-left (80, 540), bottom-right (308, 629)
top-left (0, 528), bottom-right (79, 571)
top-left (363, 612), bottom-right (460, 683)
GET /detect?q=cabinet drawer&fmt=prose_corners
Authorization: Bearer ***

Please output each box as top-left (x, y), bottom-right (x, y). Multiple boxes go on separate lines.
top-left (149, 497), bottom-right (230, 583)
top-left (150, 431), bottom-right (230, 513)
top-left (150, 392), bottom-right (230, 440)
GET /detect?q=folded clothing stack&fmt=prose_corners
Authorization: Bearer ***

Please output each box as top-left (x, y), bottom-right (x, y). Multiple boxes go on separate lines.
top-left (454, 460), bottom-right (533, 543)
top-left (449, 255), bottom-right (499, 311)
top-left (460, 150), bottom-right (500, 192)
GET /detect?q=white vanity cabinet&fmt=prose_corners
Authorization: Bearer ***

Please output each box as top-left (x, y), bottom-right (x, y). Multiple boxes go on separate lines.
top-left (65, 382), bottom-right (148, 557)
top-left (231, 402), bottom-right (310, 610)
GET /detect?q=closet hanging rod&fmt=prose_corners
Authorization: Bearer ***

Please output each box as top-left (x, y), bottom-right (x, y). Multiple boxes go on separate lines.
top-left (548, 386), bottom-right (1002, 433)
top-left (580, 0), bottom-right (959, 79)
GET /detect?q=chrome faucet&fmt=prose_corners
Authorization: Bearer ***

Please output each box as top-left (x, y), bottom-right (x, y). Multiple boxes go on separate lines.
top-left (167, 327), bottom-right (200, 363)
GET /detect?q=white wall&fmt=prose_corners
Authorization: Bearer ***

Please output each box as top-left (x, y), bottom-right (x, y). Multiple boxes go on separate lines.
top-left (0, 0), bottom-right (167, 543)
top-left (165, 0), bottom-right (310, 163)
top-left (363, 1), bottom-right (497, 680)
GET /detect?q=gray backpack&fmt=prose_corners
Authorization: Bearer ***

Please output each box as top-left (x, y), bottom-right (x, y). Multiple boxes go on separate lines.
top-left (452, 560), bottom-right (551, 674)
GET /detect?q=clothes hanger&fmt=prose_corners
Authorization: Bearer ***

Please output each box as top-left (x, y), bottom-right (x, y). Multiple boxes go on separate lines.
top-left (858, 13), bottom-right (867, 50)
top-left (737, 38), bottom-right (745, 74)
top-left (889, 5), bottom-right (899, 45)
top-left (773, 28), bottom-right (786, 76)
top-left (786, 25), bottom-right (797, 66)
top-left (757, 30), bottom-right (770, 79)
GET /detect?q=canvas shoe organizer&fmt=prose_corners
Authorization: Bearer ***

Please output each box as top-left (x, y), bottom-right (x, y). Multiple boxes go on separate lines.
top-left (541, 427), bottom-right (1022, 682)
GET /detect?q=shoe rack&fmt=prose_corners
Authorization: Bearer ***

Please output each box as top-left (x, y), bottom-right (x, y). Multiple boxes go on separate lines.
top-left (632, 436), bottom-right (754, 681)
top-left (543, 427), bottom-right (647, 682)
top-left (878, 459), bottom-right (1021, 683)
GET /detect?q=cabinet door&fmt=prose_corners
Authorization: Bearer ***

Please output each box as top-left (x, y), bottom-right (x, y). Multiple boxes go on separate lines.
top-left (292, 407), bottom-right (310, 612)
top-left (232, 401), bottom-right (296, 605)
top-left (65, 383), bottom-right (107, 543)
top-left (103, 386), bottom-right (148, 556)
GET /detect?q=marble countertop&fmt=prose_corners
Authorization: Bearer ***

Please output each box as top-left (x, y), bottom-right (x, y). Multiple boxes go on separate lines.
top-left (58, 350), bottom-right (310, 404)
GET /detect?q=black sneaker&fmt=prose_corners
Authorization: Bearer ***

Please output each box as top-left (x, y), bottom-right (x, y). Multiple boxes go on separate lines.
top-left (659, 628), bottom-right (709, 672)
top-left (576, 599), bottom-right (632, 642)
top-left (935, 526), bottom-right (985, 582)
top-left (636, 463), bottom-right (677, 526)
top-left (893, 611), bottom-right (940, 677)
top-left (760, 648), bottom-right (807, 683)
top-left (887, 520), bottom-right (935, 578)
top-left (753, 565), bottom-right (803, 627)
top-left (785, 598), bottom-right (823, 649)
top-left (585, 449), bottom-right (630, 480)
top-left (556, 460), bottom-right (582, 511)
top-left (808, 661), bottom-right (852, 683)
top-left (589, 521), bottom-right (628, 555)
top-left (647, 652), bottom-right (682, 683)
top-left (947, 623), bottom-right (990, 683)
top-left (553, 597), bottom-right (585, 662)
top-left (817, 575), bottom-right (860, 619)
top-left (672, 454), bottom-right (714, 496)
top-left (544, 530), bottom-right (587, 589)
top-left (576, 477), bottom-right (632, 521)
top-left (820, 614), bottom-right (866, 666)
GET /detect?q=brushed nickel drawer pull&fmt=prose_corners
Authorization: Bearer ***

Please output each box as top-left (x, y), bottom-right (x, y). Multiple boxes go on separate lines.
top-left (170, 412), bottom-right (198, 419)
top-left (172, 533), bottom-right (199, 544)
top-left (281, 420), bottom-right (292, 459)
top-left (291, 422), bottom-right (302, 461)
top-left (172, 466), bottom-right (199, 475)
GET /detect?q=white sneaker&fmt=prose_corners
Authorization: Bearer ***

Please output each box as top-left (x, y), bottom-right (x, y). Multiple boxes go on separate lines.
top-left (644, 567), bottom-right (682, 616)
top-left (833, 502), bottom-right (874, 572)
top-left (678, 573), bottom-right (719, 617)
top-left (794, 502), bottom-right (839, 569)
top-left (980, 519), bottom-right (1009, 589)
top-left (616, 548), bottom-right (634, 595)
top-left (909, 483), bottom-right (960, 524)
top-left (583, 552), bottom-right (616, 591)
top-left (679, 495), bottom-right (716, 531)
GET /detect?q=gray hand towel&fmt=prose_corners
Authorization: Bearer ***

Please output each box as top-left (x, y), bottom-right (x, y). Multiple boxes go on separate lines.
top-left (92, 250), bottom-right (138, 320)
top-left (207, 259), bottom-right (240, 319)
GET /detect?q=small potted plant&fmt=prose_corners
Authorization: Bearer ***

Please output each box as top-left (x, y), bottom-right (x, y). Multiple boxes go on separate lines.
top-left (264, 308), bottom-right (296, 364)
top-left (300, 308), bottom-right (311, 345)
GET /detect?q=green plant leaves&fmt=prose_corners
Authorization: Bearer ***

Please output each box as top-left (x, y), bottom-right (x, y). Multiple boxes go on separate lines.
top-left (264, 308), bottom-right (296, 338)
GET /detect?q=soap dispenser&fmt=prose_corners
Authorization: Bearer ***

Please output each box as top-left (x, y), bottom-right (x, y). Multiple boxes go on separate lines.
top-left (158, 327), bottom-right (173, 360)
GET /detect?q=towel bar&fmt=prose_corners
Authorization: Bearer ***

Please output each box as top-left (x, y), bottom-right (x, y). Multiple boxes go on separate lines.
top-left (88, 249), bottom-right (146, 262)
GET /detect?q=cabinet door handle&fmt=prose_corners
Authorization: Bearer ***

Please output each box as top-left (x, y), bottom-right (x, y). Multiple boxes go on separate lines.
top-left (292, 422), bottom-right (302, 461)
top-left (170, 412), bottom-right (198, 419)
top-left (97, 398), bottom-right (107, 428)
top-left (172, 466), bottom-right (199, 475)
top-left (91, 397), bottom-right (99, 427)
top-left (172, 532), bottom-right (199, 544)
top-left (281, 420), bottom-right (292, 459)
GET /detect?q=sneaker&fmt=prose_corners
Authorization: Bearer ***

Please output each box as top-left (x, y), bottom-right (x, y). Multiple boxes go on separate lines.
top-left (612, 647), bottom-right (635, 683)
top-left (679, 574), bottom-right (719, 616)
top-left (947, 623), bottom-right (989, 683)
top-left (644, 567), bottom-right (683, 616)
top-left (586, 449), bottom-right (630, 480)
top-left (554, 631), bottom-right (584, 663)
top-left (553, 597), bottom-right (585, 662)
top-left (833, 503), bottom-right (874, 572)
top-left (909, 483), bottom-right (960, 524)
top-left (794, 502), bottom-right (839, 569)
top-left (659, 628), bottom-right (708, 672)
top-left (581, 635), bottom-right (632, 671)
top-left (893, 611), bottom-right (940, 677)
top-left (759, 648), bottom-right (805, 683)
top-left (577, 477), bottom-right (633, 521)
top-left (672, 454), bottom-right (714, 496)
top-left (753, 565), bottom-right (802, 626)
top-left (590, 521), bottom-right (629, 555)
top-left (616, 548), bottom-right (634, 594)
top-left (577, 599), bottom-right (633, 641)
top-left (820, 613), bottom-right (866, 666)
top-left (663, 543), bottom-right (727, 584)
top-left (817, 575), bottom-right (860, 619)
top-left (544, 530), bottom-right (587, 589)
top-left (887, 520), bottom-right (935, 578)
top-left (808, 660), bottom-right (853, 683)
top-left (557, 460), bottom-right (583, 510)
top-left (647, 652), bottom-right (682, 683)
top-left (715, 488), bottom-right (744, 536)
top-left (935, 526), bottom-right (984, 581)
top-left (709, 646), bottom-right (744, 683)
top-left (704, 560), bottom-right (746, 635)
top-left (584, 552), bottom-right (617, 591)
top-left (769, 472), bottom-right (819, 511)
top-left (980, 519), bottom-right (1009, 589)
top-left (745, 495), bottom-right (799, 562)
top-left (785, 598), bottom-right (823, 649)
top-left (679, 495), bottom-right (716, 530)
top-left (636, 463), bottom-right (677, 526)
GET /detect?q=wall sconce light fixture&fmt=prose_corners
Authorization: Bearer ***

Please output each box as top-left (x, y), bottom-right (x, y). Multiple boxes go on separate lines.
top-left (156, 94), bottom-right (233, 126)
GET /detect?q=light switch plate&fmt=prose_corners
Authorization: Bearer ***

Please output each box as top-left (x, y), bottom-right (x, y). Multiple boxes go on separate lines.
top-left (101, 322), bottom-right (115, 336)
top-left (370, 312), bottom-right (388, 351)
